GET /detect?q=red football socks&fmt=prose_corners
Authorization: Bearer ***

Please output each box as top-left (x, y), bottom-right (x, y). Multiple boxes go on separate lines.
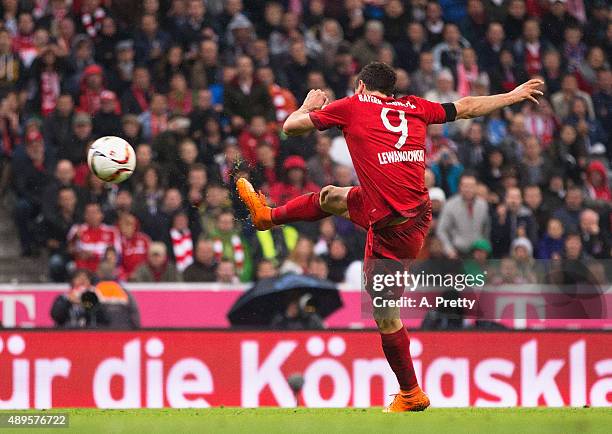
top-left (271, 192), bottom-right (331, 224)
top-left (380, 327), bottom-right (418, 391)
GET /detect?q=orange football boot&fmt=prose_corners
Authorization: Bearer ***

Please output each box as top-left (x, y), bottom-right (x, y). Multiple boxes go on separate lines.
top-left (236, 178), bottom-right (274, 230)
top-left (383, 386), bottom-right (430, 413)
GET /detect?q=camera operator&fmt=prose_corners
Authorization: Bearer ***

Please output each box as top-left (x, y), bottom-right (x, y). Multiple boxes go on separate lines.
top-left (50, 269), bottom-right (109, 328)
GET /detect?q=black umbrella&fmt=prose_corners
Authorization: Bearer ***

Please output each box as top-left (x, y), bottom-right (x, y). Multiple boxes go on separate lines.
top-left (227, 273), bottom-right (342, 326)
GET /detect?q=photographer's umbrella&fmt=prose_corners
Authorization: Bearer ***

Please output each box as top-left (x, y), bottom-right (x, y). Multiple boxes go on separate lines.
top-left (227, 273), bottom-right (342, 326)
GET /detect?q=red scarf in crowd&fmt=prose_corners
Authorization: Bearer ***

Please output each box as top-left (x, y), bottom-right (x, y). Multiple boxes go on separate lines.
top-left (213, 235), bottom-right (244, 272)
top-left (132, 86), bottom-right (149, 112)
top-left (150, 113), bottom-right (168, 138)
top-left (456, 63), bottom-right (479, 97)
top-left (40, 71), bottom-right (60, 116)
top-left (79, 88), bottom-right (102, 115)
top-left (170, 228), bottom-right (193, 272)
top-left (168, 91), bottom-right (192, 115)
top-left (81, 7), bottom-right (106, 38)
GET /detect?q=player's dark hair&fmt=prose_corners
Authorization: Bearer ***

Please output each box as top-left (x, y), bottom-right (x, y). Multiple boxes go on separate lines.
top-left (357, 62), bottom-right (397, 96)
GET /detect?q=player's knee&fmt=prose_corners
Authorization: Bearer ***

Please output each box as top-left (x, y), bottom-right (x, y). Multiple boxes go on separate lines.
top-left (376, 318), bottom-right (404, 334)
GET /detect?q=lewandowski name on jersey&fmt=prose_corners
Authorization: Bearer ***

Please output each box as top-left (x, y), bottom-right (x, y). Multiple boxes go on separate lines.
top-left (377, 149), bottom-right (425, 165)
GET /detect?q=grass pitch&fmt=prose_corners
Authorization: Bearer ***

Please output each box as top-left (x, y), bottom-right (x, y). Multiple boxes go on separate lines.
top-left (2, 408), bottom-right (611, 434)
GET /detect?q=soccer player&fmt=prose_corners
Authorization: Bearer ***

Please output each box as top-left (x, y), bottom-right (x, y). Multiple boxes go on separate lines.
top-left (237, 62), bottom-right (543, 412)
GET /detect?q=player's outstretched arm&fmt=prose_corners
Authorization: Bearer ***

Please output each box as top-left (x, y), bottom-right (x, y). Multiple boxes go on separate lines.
top-left (283, 89), bottom-right (329, 136)
top-left (453, 79), bottom-right (544, 120)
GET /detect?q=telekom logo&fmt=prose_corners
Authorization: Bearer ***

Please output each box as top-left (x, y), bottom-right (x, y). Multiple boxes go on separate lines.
top-left (0, 295), bottom-right (36, 327)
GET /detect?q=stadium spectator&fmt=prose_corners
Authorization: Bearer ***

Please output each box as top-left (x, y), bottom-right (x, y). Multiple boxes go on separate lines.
top-left (41, 159), bottom-right (85, 220)
top-left (270, 293), bottom-right (324, 330)
top-left (457, 123), bottom-right (488, 169)
top-left (138, 93), bottom-right (168, 143)
top-left (552, 186), bottom-right (585, 233)
top-left (12, 130), bottom-right (53, 256)
top-left (183, 238), bottom-right (217, 282)
top-left (591, 70), bottom-right (611, 131)
top-left (43, 93), bottom-right (75, 157)
top-left (130, 241), bottom-right (181, 282)
top-left (238, 115), bottom-right (279, 165)
top-left (169, 210), bottom-right (195, 273)
top-left (215, 259), bottom-right (239, 284)
top-left (224, 55), bottom-right (274, 130)
top-left (107, 38), bottom-right (136, 95)
top-left (63, 112), bottom-right (93, 165)
top-left (118, 213), bottom-right (150, 280)
top-left (537, 218), bottom-right (565, 259)
top-left (551, 74), bottom-right (594, 120)
top-left (255, 258), bottom-right (279, 281)
top-left (491, 257), bottom-right (527, 284)
top-left (190, 40), bottom-right (222, 90)
top-left (307, 133), bottom-right (337, 188)
top-left (437, 174), bottom-right (490, 258)
top-left (251, 223), bottom-right (299, 268)
top-left (134, 13), bottom-right (170, 64)
top-left (578, 209), bottom-right (610, 259)
top-left (510, 237), bottom-right (537, 283)
top-left (92, 91), bottom-right (122, 137)
top-left (0, 29), bottom-right (24, 97)
top-left (351, 20), bottom-right (391, 69)
top-left (523, 184), bottom-right (550, 237)
top-left (270, 156), bottom-right (319, 206)
top-left (307, 256), bottom-right (330, 280)
top-left (490, 186), bottom-right (538, 258)
top-left (67, 202), bottom-right (121, 273)
top-left (210, 210), bottom-right (252, 282)
top-left (321, 236), bottom-right (352, 283)
top-left (121, 66), bottom-right (153, 115)
top-left (429, 143), bottom-right (463, 197)
top-left (518, 136), bottom-right (553, 187)
top-left (563, 232), bottom-right (587, 261)
top-left (45, 187), bottom-right (80, 281)
top-left (95, 262), bottom-right (141, 329)
top-left (50, 269), bottom-right (108, 328)
top-left (104, 189), bottom-right (134, 225)
top-left (395, 21), bottom-right (429, 74)
top-left (280, 236), bottom-right (314, 275)
top-left (432, 23), bottom-right (470, 72)
top-left (584, 160), bottom-right (612, 205)
top-left (411, 51), bottom-right (436, 97)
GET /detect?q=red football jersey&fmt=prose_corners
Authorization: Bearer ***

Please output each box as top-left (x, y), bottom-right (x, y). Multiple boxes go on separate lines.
top-left (309, 93), bottom-right (447, 225)
top-left (67, 223), bottom-right (122, 272)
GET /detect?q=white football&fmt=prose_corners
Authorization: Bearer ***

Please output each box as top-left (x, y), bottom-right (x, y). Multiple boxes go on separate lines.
top-left (87, 136), bottom-right (136, 184)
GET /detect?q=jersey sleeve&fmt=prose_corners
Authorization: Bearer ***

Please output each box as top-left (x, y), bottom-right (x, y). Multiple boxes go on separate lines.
top-left (412, 96), bottom-right (448, 125)
top-left (308, 97), bottom-right (353, 130)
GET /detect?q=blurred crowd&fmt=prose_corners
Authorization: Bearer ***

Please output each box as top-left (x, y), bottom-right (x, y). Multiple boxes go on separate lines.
top-left (0, 0), bottom-right (610, 285)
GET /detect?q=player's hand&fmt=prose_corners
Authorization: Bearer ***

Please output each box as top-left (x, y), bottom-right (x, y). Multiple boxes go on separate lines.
top-left (510, 79), bottom-right (544, 104)
top-left (301, 89), bottom-right (328, 112)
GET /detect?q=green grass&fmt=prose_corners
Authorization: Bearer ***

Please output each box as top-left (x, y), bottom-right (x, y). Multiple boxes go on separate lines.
top-left (1, 408), bottom-right (611, 434)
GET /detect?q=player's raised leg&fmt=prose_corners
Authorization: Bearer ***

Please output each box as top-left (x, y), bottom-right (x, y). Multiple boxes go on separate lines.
top-left (237, 178), bottom-right (353, 230)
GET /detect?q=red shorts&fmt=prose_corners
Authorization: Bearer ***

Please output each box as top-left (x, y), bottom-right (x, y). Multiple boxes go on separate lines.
top-left (347, 186), bottom-right (432, 261)
top-left (347, 186), bottom-right (432, 298)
